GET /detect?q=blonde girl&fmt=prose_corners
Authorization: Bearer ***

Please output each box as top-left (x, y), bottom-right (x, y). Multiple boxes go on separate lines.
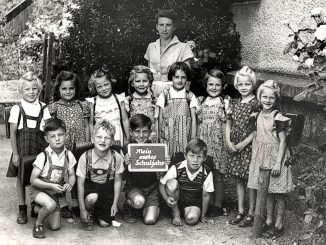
top-left (86, 68), bottom-right (129, 145)
top-left (248, 80), bottom-right (293, 238)
top-left (225, 66), bottom-right (260, 226)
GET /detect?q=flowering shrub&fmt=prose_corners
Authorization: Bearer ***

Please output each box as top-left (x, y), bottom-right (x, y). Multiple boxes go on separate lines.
top-left (284, 7), bottom-right (326, 234)
top-left (284, 7), bottom-right (326, 99)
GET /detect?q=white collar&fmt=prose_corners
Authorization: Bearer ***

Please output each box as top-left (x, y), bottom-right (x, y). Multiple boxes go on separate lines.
top-left (177, 160), bottom-right (203, 177)
top-left (45, 146), bottom-right (66, 158)
top-left (132, 92), bottom-right (152, 99)
top-left (92, 149), bottom-right (111, 162)
top-left (204, 96), bottom-right (222, 106)
top-left (20, 98), bottom-right (40, 106)
top-left (169, 87), bottom-right (186, 95)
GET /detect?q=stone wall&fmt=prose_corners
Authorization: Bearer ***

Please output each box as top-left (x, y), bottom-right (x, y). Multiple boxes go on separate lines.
top-left (231, 0), bottom-right (325, 74)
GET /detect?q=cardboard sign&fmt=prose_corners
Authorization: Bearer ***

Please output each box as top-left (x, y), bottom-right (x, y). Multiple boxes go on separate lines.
top-left (128, 143), bottom-right (168, 172)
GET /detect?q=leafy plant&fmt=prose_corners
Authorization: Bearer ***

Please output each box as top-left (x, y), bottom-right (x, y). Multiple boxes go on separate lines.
top-left (59, 0), bottom-right (241, 93)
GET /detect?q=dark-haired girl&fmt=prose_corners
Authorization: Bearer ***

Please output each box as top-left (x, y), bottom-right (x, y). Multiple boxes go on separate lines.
top-left (157, 62), bottom-right (198, 156)
top-left (197, 68), bottom-right (227, 216)
top-left (48, 71), bottom-right (91, 217)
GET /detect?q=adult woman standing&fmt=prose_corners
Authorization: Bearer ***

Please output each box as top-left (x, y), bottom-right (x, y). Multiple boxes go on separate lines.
top-left (144, 10), bottom-right (194, 96)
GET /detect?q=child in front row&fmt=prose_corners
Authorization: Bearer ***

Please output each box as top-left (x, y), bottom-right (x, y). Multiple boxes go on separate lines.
top-left (8, 72), bottom-right (51, 225)
top-left (122, 114), bottom-right (170, 224)
top-left (77, 120), bottom-right (124, 230)
top-left (30, 118), bottom-right (76, 239)
top-left (248, 80), bottom-right (293, 238)
top-left (86, 68), bottom-right (129, 146)
top-left (157, 62), bottom-right (198, 157)
top-left (159, 138), bottom-right (214, 226)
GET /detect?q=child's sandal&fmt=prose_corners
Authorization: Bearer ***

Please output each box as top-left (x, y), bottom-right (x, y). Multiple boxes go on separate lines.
top-left (238, 215), bottom-right (254, 227)
top-left (263, 226), bottom-right (285, 239)
top-left (33, 224), bottom-right (45, 239)
top-left (229, 212), bottom-right (246, 225)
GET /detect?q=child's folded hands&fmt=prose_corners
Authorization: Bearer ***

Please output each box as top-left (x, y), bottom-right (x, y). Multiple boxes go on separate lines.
top-left (51, 183), bottom-right (64, 193)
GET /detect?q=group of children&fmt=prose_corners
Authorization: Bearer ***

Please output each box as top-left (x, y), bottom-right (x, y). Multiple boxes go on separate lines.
top-left (7, 62), bottom-right (293, 240)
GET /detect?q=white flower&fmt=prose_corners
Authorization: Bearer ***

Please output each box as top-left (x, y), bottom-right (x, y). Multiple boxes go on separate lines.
top-left (322, 48), bottom-right (326, 56)
top-left (305, 58), bottom-right (314, 68)
top-left (282, 19), bottom-right (290, 26)
top-left (314, 24), bottom-right (326, 41)
top-left (292, 55), bottom-right (300, 62)
top-left (289, 23), bottom-right (299, 33)
top-left (311, 7), bottom-right (322, 16)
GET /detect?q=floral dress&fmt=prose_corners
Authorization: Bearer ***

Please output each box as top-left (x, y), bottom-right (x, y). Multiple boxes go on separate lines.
top-left (197, 96), bottom-right (227, 173)
top-left (125, 92), bottom-right (156, 122)
top-left (225, 97), bottom-right (260, 179)
top-left (48, 99), bottom-right (90, 151)
top-left (247, 110), bottom-right (293, 193)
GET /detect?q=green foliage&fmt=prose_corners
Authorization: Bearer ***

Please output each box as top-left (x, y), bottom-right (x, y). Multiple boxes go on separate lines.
top-left (59, 0), bottom-right (241, 93)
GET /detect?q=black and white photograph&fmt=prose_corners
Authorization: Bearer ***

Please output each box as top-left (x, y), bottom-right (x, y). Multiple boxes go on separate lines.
top-left (0, 0), bottom-right (325, 244)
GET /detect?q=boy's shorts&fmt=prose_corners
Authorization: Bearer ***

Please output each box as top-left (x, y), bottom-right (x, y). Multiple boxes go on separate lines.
top-left (84, 179), bottom-right (115, 223)
top-left (29, 186), bottom-right (60, 212)
top-left (178, 189), bottom-right (202, 211)
top-left (125, 183), bottom-right (159, 209)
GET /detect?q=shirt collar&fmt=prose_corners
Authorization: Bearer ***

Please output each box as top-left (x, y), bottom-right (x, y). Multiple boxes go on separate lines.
top-left (155, 35), bottom-right (180, 54)
top-left (56, 99), bottom-right (77, 106)
top-left (92, 149), bottom-right (110, 162)
top-left (177, 160), bottom-right (203, 176)
top-left (170, 87), bottom-right (186, 95)
top-left (132, 92), bottom-right (152, 99)
top-left (204, 96), bottom-right (222, 106)
top-left (45, 145), bottom-right (66, 158)
top-left (20, 98), bottom-right (40, 106)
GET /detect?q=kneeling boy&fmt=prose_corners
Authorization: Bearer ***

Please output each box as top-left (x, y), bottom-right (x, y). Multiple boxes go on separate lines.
top-left (159, 138), bottom-right (214, 226)
top-left (30, 118), bottom-right (77, 238)
top-left (77, 120), bottom-right (124, 230)
top-left (122, 114), bottom-right (170, 224)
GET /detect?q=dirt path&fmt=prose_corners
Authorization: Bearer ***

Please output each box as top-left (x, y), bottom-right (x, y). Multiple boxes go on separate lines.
top-left (0, 135), bottom-right (302, 245)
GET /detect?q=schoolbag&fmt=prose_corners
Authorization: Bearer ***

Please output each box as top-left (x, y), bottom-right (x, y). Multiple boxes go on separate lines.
top-left (5, 106), bottom-right (15, 139)
top-left (283, 113), bottom-right (305, 147)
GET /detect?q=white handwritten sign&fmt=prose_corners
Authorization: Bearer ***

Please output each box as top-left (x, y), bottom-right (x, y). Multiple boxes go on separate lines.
top-left (128, 143), bottom-right (168, 172)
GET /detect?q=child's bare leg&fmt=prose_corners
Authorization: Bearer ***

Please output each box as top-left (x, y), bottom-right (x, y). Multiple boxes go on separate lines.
top-left (274, 194), bottom-right (286, 229)
top-left (85, 193), bottom-right (98, 210)
top-left (248, 188), bottom-right (257, 216)
top-left (236, 178), bottom-right (245, 214)
top-left (165, 179), bottom-right (182, 226)
top-left (266, 194), bottom-right (275, 225)
top-left (143, 206), bottom-right (160, 225)
top-left (213, 171), bottom-right (224, 208)
top-left (35, 193), bottom-right (58, 226)
top-left (184, 206), bottom-right (201, 225)
top-left (16, 177), bottom-right (25, 205)
top-left (47, 210), bottom-right (61, 231)
top-left (127, 190), bottom-right (145, 209)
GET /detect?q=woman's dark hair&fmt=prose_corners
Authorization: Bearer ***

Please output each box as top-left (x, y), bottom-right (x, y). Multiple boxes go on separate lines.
top-left (167, 62), bottom-right (192, 82)
top-left (155, 9), bottom-right (177, 23)
top-left (130, 114), bottom-right (152, 131)
top-left (203, 68), bottom-right (225, 88)
top-left (53, 71), bottom-right (81, 102)
top-left (44, 118), bottom-right (66, 134)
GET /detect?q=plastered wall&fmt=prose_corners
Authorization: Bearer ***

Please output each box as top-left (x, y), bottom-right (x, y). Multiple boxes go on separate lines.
top-left (231, 0), bottom-right (325, 75)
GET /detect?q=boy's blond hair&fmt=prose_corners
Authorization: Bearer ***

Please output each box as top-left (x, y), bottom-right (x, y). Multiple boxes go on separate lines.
top-left (93, 119), bottom-right (116, 139)
top-left (18, 71), bottom-right (42, 93)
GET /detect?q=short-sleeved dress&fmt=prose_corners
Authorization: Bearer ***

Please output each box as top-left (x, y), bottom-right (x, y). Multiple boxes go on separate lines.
top-left (197, 96), bottom-right (227, 173)
top-left (247, 111), bottom-right (293, 193)
top-left (225, 97), bottom-right (260, 179)
top-left (48, 99), bottom-right (90, 151)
